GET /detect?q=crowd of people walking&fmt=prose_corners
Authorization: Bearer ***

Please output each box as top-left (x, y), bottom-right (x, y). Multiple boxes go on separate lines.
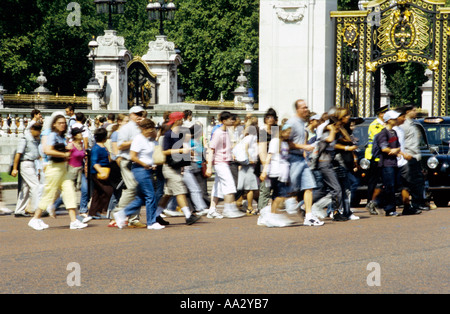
top-left (4, 99), bottom-right (431, 230)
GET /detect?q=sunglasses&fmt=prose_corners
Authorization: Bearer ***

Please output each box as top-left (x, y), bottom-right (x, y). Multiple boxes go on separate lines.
top-left (134, 112), bottom-right (144, 117)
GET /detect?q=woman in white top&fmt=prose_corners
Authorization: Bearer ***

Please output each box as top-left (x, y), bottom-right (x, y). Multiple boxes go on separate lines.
top-left (114, 119), bottom-right (162, 230)
top-left (258, 124), bottom-right (294, 227)
top-left (237, 118), bottom-right (259, 215)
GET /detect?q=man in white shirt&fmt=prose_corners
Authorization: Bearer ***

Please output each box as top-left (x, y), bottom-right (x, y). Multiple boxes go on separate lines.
top-left (111, 106), bottom-right (146, 228)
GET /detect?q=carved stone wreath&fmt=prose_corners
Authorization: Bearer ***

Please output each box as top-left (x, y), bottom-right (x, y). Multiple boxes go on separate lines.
top-left (273, 1), bottom-right (307, 23)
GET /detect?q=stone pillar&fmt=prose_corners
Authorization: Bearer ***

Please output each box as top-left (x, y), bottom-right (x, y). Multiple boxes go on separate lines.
top-left (0, 84), bottom-right (6, 109)
top-left (259, 0), bottom-right (337, 120)
top-left (142, 35), bottom-right (182, 105)
top-left (93, 30), bottom-right (132, 110)
top-left (420, 69), bottom-right (433, 116)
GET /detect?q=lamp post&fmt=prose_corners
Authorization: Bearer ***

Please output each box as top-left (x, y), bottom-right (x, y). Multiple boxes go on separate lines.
top-left (88, 36), bottom-right (100, 86)
top-left (146, 0), bottom-right (177, 36)
top-left (94, 0), bottom-right (127, 30)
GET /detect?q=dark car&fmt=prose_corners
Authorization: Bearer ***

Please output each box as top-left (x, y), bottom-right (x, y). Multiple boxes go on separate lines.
top-left (417, 117), bottom-right (450, 207)
top-left (351, 117), bottom-right (433, 206)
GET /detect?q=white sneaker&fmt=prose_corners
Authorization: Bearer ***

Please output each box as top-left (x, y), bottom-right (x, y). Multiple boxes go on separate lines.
top-left (285, 198), bottom-right (299, 215)
top-left (196, 209), bottom-right (210, 216)
top-left (0, 207), bottom-right (13, 215)
top-left (222, 208), bottom-right (245, 218)
top-left (113, 210), bottom-right (127, 229)
top-left (349, 214), bottom-right (360, 220)
top-left (70, 220), bottom-right (88, 229)
top-left (38, 219), bottom-right (49, 229)
top-left (303, 214), bottom-right (324, 226)
top-left (147, 222), bottom-right (165, 230)
top-left (265, 213), bottom-right (294, 228)
top-left (163, 209), bottom-right (184, 217)
top-left (28, 218), bottom-right (44, 231)
top-left (206, 209), bottom-right (223, 219)
top-left (257, 205), bottom-right (271, 226)
top-left (82, 216), bottom-right (93, 223)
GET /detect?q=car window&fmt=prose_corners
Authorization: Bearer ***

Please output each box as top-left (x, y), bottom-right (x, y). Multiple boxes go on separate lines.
top-left (423, 125), bottom-right (450, 145)
top-left (352, 125), bottom-right (369, 147)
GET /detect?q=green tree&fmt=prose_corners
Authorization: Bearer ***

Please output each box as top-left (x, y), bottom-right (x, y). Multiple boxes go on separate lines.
top-left (383, 63), bottom-right (428, 108)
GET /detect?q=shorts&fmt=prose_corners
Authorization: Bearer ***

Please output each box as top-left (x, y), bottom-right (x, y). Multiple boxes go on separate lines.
top-left (269, 177), bottom-right (289, 199)
top-left (237, 164), bottom-right (259, 191)
top-left (162, 164), bottom-right (188, 196)
top-left (288, 154), bottom-right (317, 192)
top-left (211, 163), bottom-right (237, 199)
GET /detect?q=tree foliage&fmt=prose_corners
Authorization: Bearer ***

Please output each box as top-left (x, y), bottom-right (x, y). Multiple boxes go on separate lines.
top-left (383, 63), bottom-right (428, 108)
top-left (0, 0), bottom-right (258, 102)
top-left (0, 0), bottom-right (448, 104)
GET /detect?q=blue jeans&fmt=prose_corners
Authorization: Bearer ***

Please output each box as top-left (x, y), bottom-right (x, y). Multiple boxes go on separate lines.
top-left (382, 167), bottom-right (398, 214)
top-left (123, 166), bottom-right (157, 225)
top-left (79, 173), bottom-right (89, 214)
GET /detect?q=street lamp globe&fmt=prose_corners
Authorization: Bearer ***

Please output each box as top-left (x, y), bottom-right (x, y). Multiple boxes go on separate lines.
top-left (94, 0), bottom-right (127, 29)
top-left (243, 58), bottom-right (252, 73)
top-left (88, 37), bottom-right (99, 51)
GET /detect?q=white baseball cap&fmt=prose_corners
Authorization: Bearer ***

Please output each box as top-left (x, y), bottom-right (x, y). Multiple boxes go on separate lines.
top-left (129, 106), bottom-right (145, 114)
top-left (383, 110), bottom-right (400, 122)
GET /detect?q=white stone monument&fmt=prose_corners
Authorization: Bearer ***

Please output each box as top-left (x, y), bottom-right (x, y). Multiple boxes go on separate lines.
top-left (143, 35), bottom-right (182, 105)
top-left (93, 30), bottom-right (132, 110)
top-left (420, 69), bottom-right (433, 116)
top-left (259, 0), bottom-right (337, 120)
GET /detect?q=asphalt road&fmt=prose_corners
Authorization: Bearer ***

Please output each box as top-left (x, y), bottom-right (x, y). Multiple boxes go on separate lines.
top-left (0, 187), bottom-right (448, 295)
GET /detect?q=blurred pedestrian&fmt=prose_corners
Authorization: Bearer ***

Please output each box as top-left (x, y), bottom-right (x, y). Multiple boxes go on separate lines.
top-left (88, 128), bottom-right (113, 219)
top-left (28, 115), bottom-right (88, 230)
top-left (114, 119), bottom-right (162, 229)
top-left (11, 123), bottom-right (42, 217)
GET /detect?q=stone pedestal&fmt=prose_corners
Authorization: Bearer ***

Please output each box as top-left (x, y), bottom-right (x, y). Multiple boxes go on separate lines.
top-left (84, 80), bottom-right (103, 110)
top-left (420, 69), bottom-right (433, 116)
top-left (92, 30), bottom-right (132, 110)
top-left (259, 0), bottom-right (337, 119)
top-left (142, 35), bottom-right (182, 105)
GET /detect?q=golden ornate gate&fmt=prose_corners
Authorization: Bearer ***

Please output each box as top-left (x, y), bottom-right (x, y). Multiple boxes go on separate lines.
top-left (331, 0), bottom-right (450, 117)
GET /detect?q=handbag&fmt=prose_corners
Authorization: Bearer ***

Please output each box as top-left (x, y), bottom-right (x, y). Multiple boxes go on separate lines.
top-left (97, 167), bottom-right (111, 180)
top-left (153, 145), bottom-right (166, 165)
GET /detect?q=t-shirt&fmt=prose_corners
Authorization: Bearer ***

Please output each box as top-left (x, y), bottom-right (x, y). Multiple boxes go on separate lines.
top-left (130, 133), bottom-right (156, 166)
top-left (268, 138), bottom-right (290, 182)
top-left (46, 132), bottom-right (67, 162)
top-left (209, 127), bottom-right (232, 164)
top-left (68, 144), bottom-right (85, 168)
top-left (242, 134), bottom-right (258, 162)
top-left (117, 120), bottom-right (141, 160)
top-left (163, 128), bottom-right (190, 166)
top-left (90, 144), bottom-right (110, 174)
top-left (287, 116), bottom-right (308, 156)
top-left (376, 128), bottom-right (400, 168)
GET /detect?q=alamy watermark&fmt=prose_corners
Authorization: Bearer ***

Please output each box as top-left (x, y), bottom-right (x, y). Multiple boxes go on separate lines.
top-left (366, 262), bottom-right (381, 286)
top-left (67, 2), bottom-right (81, 27)
top-left (67, 262), bottom-right (81, 287)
